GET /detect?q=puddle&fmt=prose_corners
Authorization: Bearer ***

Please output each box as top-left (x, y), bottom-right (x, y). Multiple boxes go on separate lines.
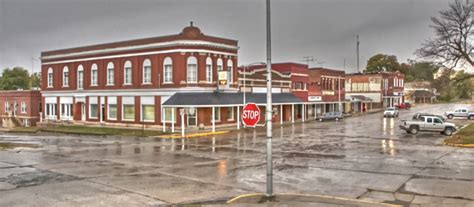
top-left (0, 142), bottom-right (41, 150)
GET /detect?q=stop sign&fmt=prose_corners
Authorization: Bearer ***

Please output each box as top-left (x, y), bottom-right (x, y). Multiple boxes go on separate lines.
top-left (241, 103), bottom-right (261, 127)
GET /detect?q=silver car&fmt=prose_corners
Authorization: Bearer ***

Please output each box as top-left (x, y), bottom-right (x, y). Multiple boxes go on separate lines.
top-left (384, 107), bottom-right (399, 118)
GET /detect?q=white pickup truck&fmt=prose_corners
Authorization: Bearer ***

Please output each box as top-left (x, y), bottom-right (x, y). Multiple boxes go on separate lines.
top-left (399, 115), bottom-right (456, 136)
top-left (444, 108), bottom-right (474, 119)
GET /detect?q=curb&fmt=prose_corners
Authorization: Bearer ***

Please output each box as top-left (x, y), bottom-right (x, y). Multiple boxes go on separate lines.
top-left (227, 193), bottom-right (400, 207)
top-left (153, 131), bottom-right (229, 139)
top-left (443, 123), bottom-right (474, 148)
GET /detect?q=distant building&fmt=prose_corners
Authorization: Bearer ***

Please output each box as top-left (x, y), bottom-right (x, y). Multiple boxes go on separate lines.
top-left (0, 90), bottom-right (42, 127)
top-left (404, 81), bottom-right (437, 103)
top-left (345, 71), bottom-right (405, 110)
top-left (307, 67), bottom-right (346, 116)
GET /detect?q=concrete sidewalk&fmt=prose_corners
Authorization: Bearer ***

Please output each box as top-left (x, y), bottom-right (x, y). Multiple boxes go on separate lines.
top-left (207, 193), bottom-right (399, 207)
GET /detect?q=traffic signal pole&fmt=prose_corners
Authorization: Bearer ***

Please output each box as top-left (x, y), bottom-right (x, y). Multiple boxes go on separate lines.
top-left (265, 0), bottom-right (273, 198)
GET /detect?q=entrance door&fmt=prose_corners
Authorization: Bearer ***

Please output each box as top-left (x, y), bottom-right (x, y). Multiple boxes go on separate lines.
top-left (187, 107), bottom-right (197, 127)
top-left (101, 104), bottom-right (106, 122)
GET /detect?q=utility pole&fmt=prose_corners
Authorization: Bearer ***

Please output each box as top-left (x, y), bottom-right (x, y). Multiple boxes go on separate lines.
top-left (357, 35), bottom-right (360, 73)
top-left (317, 61), bottom-right (325, 68)
top-left (265, 0), bottom-right (273, 198)
top-left (301, 56), bottom-right (315, 67)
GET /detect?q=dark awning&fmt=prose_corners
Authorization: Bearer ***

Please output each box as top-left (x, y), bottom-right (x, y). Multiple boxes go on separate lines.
top-left (162, 92), bottom-right (303, 107)
top-left (350, 95), bottom-right (373, 102)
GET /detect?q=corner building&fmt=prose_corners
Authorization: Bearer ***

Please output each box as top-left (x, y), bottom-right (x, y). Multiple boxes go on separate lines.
top-left (40, 24), bottom-right (240, 130)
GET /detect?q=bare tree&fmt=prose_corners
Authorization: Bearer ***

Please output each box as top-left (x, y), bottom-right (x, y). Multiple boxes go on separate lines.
top-left (416, 0), bottom-right (474, 69)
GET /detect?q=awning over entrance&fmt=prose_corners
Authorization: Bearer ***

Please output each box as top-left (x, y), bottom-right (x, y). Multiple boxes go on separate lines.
top-left (162, 92), bottom-right (303, 107)
top-left (350, 95), bottom-right (373, 102)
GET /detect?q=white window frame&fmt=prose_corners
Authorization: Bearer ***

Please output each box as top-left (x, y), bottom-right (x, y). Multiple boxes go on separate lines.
top-left (21, 101), bottom-right (27, 114)
top-left (106, 62), bottom-right (115, 86)
top-left (5, 101), bottom-right (10, 113)
top-left (187, 56), bottom-right (198, 83)
top-left (161, 107), bottom-right (177, 123)
top-left (91, 64), bottom-right (98, 86)
top-left (121, 97), bottom-right (135, 121)
top-left (62, 66), bottom-right (69, 87)
top-left (89, 103), bottom-right (98, 119)
top-left (107, 96), bottom-right (117, 120)
top-left (47, 67), bottom-right (53, 88)
top-left (142, 59), bottom-right (152, 84)
top-left (123, 61), bottom-right (132, 85)
top-left (217, 58), bottom-right (223, 71)
top-left (77, 65), bottom-right (84, 89)
top-left (227, 107), bottom-right (234, 121)
top-left (227, 59), bottom-right (233, 85)
top-left (214, 107), bottom-right (221, 122)
top-left (163, 57), bottom-right (173, 83)
top-left (206, 57), bottom-right (213, 83)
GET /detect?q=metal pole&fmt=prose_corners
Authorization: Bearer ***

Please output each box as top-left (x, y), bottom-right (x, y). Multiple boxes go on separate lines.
top-left (357, 35), bottom-right (360, 73)
top-left (243, 66), bottom-right (246, 104)
top-left (265, 0), bottom-right (273, 198)
top-left (338, 76), bottom-right (342, 112)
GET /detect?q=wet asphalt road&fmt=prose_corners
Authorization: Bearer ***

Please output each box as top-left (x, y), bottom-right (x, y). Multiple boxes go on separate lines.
top-left (0, 103), bottom-right (473, 206)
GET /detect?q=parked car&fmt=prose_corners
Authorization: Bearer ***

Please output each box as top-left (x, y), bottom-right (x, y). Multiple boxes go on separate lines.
top-left (412, 113), bottom-right (445, 121)
top-left (396, 102), bottom-right (411, 110)
top-left (383, 107), bottom-right (399, 117)
top-left (319, 112), bottom-right (344, 122)
top-left (399, 115), bottom-right (456, 135)
top-left (444, 108), bottom-right (474, 119)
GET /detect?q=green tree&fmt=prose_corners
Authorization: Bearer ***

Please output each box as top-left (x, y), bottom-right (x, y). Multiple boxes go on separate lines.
top-left (0, 67), bottom-right (30, 90)
top-left (365, 54), bottom-right (400, 73)
top-left (30, 72), bottom-right (41, 88)
top-left (452, 70), bottom-right (473, 99)
top-left (432, 69), bottom-right (455, 101)
top-left (409, 61), bottom-right (440, 82)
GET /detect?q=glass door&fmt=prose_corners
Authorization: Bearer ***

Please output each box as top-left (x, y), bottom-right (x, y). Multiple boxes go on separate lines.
top-left (187, 107), bottom-right (197, 127)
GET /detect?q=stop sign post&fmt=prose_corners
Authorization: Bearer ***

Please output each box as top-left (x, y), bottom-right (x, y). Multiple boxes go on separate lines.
top-left (241, 103), bottom-right (261, 127)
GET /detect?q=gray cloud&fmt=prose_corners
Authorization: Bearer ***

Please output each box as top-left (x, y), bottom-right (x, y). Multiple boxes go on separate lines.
top-left (0, 0), bottom-right (449, 73)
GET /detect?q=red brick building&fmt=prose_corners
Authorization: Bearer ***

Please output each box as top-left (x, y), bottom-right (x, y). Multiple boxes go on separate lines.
top-left (0, 90), bottom-right (42, 127)
top-left (307, 67), bottom-right (346, 117)
top-left (40, 24), bottom-right (302, 131)
top-left (345, 71), bottom-right (405, 112)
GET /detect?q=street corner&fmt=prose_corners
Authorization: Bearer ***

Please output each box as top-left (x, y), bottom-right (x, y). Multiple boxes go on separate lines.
top-left (226, 193), bottom-right (401, 207)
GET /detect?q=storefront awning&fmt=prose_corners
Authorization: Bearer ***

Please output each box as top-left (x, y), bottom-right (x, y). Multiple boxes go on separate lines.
top-left (350, 95), bottom-right (373, 102)
top-left (162, 92), bottom-right (303, 107)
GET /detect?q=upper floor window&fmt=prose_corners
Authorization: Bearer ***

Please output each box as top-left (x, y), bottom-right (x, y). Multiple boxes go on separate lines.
top-left (62, 66), bottom-right (69, 87)
top-left (77, 65), bottom-right (84, 89)
top-left (217, 58), bottom-right (223, 71)
top-left (124, 61), bottom-right (132, 85)
top-left (21, 101), bottom-right (27, 113)
top-left (142, 59), bottom-right (151, 84)
top-left (163, 57), bottom-right (173, 83)
top-left (5, 101), bottom-right (10, 113)
top-left (107, 62), bottom-right (115, 85)
top-left (91, 64), bottom-right (98, 86)
top-left (47, 68), bottom-right (53, 88)
top-left (187, 56), bottom-right (197, 83)
top-left (227, 59), bottom-right (233, 84)
top-left (206, 57), bottom-right (213, 83)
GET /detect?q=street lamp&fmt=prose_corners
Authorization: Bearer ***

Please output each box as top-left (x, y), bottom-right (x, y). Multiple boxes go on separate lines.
top-left (241, 62), bottom-right (266, 105)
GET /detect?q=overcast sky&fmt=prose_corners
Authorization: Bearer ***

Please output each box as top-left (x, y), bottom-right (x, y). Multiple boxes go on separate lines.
top-left (0, 0), bottom-right (450, 73)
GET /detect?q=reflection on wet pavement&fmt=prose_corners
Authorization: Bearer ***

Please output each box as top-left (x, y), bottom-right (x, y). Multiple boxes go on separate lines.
top-left (0, 103), bottom-right (473, 206)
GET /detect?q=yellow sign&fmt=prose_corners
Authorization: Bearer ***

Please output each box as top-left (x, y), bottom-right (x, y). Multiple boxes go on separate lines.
top-left (218, 71), bottom-right (228, 85)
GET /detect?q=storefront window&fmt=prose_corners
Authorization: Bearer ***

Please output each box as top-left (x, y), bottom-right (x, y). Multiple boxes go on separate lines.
top-left (108, 104), bottom-right (117, 120)
top-left (123, 104), bottom-right (135, 120)
top-left (90, 104), bottom-right (98, 118)
top-left (142, 105), bottom-right (155, 121)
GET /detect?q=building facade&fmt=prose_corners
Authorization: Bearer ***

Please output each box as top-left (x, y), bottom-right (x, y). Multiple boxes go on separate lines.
top-left (307, 67), bottom-right (346, 116)
top-left (345, 71), bottom-right (405, 111)
top-left (0, 90), bottom-right (42, 127)
top-left (40, 24), bottom-right (303, 131)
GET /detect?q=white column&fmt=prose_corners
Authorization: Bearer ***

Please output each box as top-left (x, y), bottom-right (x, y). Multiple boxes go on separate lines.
top-left (212, 107), bottom-right (215, 132)
top-left (280, 105), bottom-right (283, 125)
top-left (237, 106), bottom-right (240, 130)
top-left (162, 107), bottom-right (166, 132)
top-left (181, 110), bottom-right (185, 138)
top-left (171, 107), bottom-right (175, 133)
top-left (291, 104), bottom-right (295, 124)
top-left (302, 104), bottom-right (305, 122)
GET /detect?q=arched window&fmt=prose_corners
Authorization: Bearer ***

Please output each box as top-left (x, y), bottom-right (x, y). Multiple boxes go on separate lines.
top-left (217, 58), bottom-right (223, 71)
top-left (142, 59), bottom-right (151, 84)
top-left (62, 66), bottom-right (69, 87)
top-left (77, 65), bottom-right (84, 89)
top-left (91, 64), bottom-right (98, 86)
top-left (123, 61), bottom-right (132, 85)
top-left (227, 59), bottom-right (233, 84)
top-left (187, 56), bottom-right (197, 83)
top-left (47, 67), bottom-right (53, 88)
top-left (206, 57), bottom-right (213, 83)
top-left (163, 57), bottom-right (173, 83)
top-left (107, 62), bottom-right (114, 85)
